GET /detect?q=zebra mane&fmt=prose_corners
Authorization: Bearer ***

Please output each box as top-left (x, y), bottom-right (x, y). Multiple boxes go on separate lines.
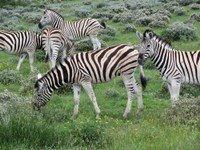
top-left (46, 8), bottom-right (64, 21)
top-left (143, 29), bottom-right (172, 47)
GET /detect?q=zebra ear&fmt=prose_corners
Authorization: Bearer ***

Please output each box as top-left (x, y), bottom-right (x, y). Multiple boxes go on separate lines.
top-left (37, 73), bottom-right (43, 79)
top-left (136, 31), bottom-right (143, 40)
top-left (146, 31), bottom-right (154, 40)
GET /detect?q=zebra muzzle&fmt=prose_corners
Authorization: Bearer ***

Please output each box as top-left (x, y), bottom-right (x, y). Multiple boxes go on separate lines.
top-left (138, 53), bottom-right (145, 66)
top-left (38, 22), bottom-right (43, 29)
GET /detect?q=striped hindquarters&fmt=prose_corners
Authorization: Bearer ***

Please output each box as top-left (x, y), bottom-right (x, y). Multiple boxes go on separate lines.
top-left (175, 50), bottom-right (200, 84)
top-left (0, 30), bottom-right (40, 54)
top-left (64, 18), bottom-right (102, 40)
top-left (42, 28), bottom-right (75, 61)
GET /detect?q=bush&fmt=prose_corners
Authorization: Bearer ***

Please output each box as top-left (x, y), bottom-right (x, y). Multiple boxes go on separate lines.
top-left (112, 12), bottom-right (134, 23)
top-left (190, 3), bottom-right (200, 10)
top-left (148, 20), bottom-right (168, 28)
top-left (164, 2), bottom-right (179, 12)
top-left (99, 26), bottom-right (116, 37)
top-left (174, 7), bottom-right (186, 16)
top-left (177, 0), bottom-right (195, 6)
top-left (135, 16), bottom-right (153, 26)
top-left (69, 121), bottom-right (110, 148)
top-left (161, 21), bottom-right (197, 41)
top-left (162, 97), bottom-right (200, 126)
top-left (189, 13), bottom-right (200, 21)
top-left (121, 24), bottom-right (136, 33)
top-left (74, 39), bottom-right (94, 52)
top-left (0, 69), bottom-right (22, 85)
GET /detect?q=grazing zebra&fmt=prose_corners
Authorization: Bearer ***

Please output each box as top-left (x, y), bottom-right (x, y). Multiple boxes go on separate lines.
top-left (0, 30), bottom-right (42, 72)
top-left (42, 27), bottom-right (75, 69)
top-left (136, 29), bottom-right (200, 101)
top-left (38, 8), bottom-right (106, 50)
top-left (32, 44), bottom-right (147, 119)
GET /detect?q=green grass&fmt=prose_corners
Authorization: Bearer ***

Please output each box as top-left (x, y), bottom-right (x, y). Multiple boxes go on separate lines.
top-left (0, 0), bottom-right (200, 150)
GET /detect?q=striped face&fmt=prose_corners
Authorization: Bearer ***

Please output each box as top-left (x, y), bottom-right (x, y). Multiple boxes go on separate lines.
top-left (33, 79), bottom-right (52, 111)
top-left (136, 30), bottom-right (154, 65)
top-left (38, 9), bottom-right (51, 29)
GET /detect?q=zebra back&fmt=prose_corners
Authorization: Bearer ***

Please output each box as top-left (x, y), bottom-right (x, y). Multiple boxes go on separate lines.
top-left (41, 27), bottom-right (75, 62)
top-left (0, 30), bottom-right (42, 53)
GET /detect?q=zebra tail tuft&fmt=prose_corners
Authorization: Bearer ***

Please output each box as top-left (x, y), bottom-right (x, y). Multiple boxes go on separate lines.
top-left (139, 65), bottom-right (147, 90)
top-left (100, 21), bottom-right (106, 29)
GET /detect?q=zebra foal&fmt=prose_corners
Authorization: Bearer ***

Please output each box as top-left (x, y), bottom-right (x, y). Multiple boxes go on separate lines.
top-left (136, 29), bottom-right (200, 101)
top-left (42, 27), bottom-right (75, 69)
top-left (33, 44), bottom-right (147, 119)
top-left (0, 30), bottom-right (42, 72)
top-left (38, 8), bottom-right (106, 50)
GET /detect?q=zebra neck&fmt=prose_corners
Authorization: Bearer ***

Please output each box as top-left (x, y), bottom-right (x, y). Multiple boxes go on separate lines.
top-left (52, 16), bottom-right (65, 30)
top-left (151, 40), bottom-right (174, 74)
top-left (44, 60), bottom-right (76, 90)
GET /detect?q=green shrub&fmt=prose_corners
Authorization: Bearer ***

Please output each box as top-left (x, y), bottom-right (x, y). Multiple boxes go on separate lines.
top-left (148, 20), bottom-right (168, 28)
top-left (0, 69), bottom-right (22, 85)
top-left (162, 97), bottom-right (200, 126)
top-left (99, 26), bottom-right (116, 37)
top-left (174, 7), bottom-right (186, 16)
top-left (190, 13), bottom-right (200, 21)
top-left (178, 0), bottom-right (195, 6)
top-left (121, 24), bottom-right (136, 33)
top-left (135, 16), bottom-right (153, 26)
top-left (190, 3), bottom-right (200, 10)
top-left (164, 2), bottom-right (179, 12)
top-left (74, 39), bottom-right (94, 52)
top-left (112, 12), bottom-right (135, 23)
top-left (69, 121), bottom-right (110, 148)
top-left (161, 21), bottom-right (197, 41)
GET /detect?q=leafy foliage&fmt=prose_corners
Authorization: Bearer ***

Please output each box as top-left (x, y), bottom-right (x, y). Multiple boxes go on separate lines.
top-left (0, 69), bottom-right (22, 85)
top-left (162, 97), bottom-right (200, 126)
top-left (161, 21), bottom-right (197, 41)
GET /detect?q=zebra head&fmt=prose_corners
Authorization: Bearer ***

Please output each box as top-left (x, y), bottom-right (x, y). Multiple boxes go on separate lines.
top-left (136, 29), bottom-right (155, 66)
top-left (32, 74), bottom-right (52, 111)
top-left (38, 9), bottom-right (52, 29)
top-left (38, 9), bottom-right (64, 29)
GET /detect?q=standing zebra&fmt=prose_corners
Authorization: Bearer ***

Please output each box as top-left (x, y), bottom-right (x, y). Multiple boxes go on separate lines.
top-left (33, 44), bottom-right (147, 119)
top-left (42, 27), bottom-right (75, 69)
top-left (0, 30), bottom-right (42, 72)
top-left (136, 29), bottom-right (200, 101)
top-left (38, 8), bottom-right (106, 50)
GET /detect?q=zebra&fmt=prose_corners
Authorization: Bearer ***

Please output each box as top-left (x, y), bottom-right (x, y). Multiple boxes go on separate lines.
top-left (32, 44), bottom-right (147, 119)
top-left (42, 27), bottom-right (75, 69)
top-left (38, 8), bottom-right (106, 50)
top-left (0, 30), bottom-right (42, 72)
top-left (136, 29), bottom-right (200, 102)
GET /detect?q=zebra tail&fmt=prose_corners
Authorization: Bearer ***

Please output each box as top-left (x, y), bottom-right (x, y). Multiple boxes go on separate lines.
top-left (139, 65), bottom-right (147, 90)
top-left (100, 21), bottom-right (106, 29)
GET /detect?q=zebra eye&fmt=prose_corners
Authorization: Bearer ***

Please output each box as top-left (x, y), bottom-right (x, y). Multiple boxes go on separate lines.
top-left (147, 44), bottom-right (151, 48)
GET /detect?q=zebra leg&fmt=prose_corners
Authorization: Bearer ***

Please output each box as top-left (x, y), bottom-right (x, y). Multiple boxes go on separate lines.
top-left (72, 84), bottom-right (81, 118)
top-left (81, 81), bottom-right (101, 119)
top-left (16, 54), bottom-right (27, 71)
top-left (169, 80), bottom-right (181, 102)
top-left (131, 75), bottom-right (143, 114)
top-left (122, 75), bottom-right (135, 119)
top-left (89, 34), bottom-right (101, 50)
top-left (27, 51), bottom-right (35, 72)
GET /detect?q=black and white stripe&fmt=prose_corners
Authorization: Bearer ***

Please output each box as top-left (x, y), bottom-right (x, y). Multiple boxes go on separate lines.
top-left (136, 29), bottom-right (200, 101)
top-left (0, 30), bottom-right (42, 72)
top-left (38, 8), bottom-right (106, 50)
top-left (42, 27), bottom-right (75, 69)
top-left (33, 44), bottom-right (146, 119)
